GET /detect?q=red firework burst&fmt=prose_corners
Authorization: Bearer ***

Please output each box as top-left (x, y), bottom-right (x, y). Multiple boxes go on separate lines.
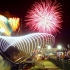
top-left (25, 0), bottom-right (63, 34)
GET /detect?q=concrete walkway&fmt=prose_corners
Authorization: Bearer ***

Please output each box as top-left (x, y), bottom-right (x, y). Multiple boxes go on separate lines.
top-left (23, 60), bottom-right (62, 70)
top-left (34, 60), bottom-right (61, 70)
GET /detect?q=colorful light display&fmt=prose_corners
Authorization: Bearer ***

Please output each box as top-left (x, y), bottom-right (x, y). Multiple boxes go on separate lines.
top-left (25, 0), bottom-right (62, 34)
top-left (0, 15), bottom-right (20, 36)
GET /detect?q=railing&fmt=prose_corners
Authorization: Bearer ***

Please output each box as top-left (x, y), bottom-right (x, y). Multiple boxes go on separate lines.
top-left (0, 50), bottom-right (29, 70)
top-left (49, 57), bottom-right (70, 70)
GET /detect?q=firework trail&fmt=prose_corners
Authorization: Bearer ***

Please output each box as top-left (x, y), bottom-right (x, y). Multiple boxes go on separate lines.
top-left (25, 0), bottom-right (62, 34)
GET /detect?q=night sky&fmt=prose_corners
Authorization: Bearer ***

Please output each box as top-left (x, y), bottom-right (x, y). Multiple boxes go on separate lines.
top-left (0, 0), bottom-right (70, 47)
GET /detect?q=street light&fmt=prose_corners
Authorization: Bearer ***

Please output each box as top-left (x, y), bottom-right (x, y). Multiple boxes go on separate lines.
top-left (57, 45), bottom-right (62, 50)
top-left (47, 45), bottom-right (51, 55)
top-left (37, 46), bottom-right (41, 51)
top-left (47, 45), bottom-right (51, 50)
top-left (37, 46), bottom-right (41, 49)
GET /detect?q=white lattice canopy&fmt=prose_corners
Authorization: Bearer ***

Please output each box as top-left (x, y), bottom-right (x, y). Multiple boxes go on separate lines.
top-left (0, 33), bottom-right (55, 61)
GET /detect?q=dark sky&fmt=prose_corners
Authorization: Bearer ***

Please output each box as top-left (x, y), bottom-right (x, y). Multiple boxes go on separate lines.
top-left (0, 0), bottom-right (70, 47)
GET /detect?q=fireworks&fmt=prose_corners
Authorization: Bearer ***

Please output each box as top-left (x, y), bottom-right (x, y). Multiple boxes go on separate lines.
top-left (8, 17), bottom-right (20, 32)
top-left (0, 15), bottom-right (20, 36)
top-left (25, 0), bottom-right (62, 34)
top-left (0, 15), bottom-right (12, 35)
